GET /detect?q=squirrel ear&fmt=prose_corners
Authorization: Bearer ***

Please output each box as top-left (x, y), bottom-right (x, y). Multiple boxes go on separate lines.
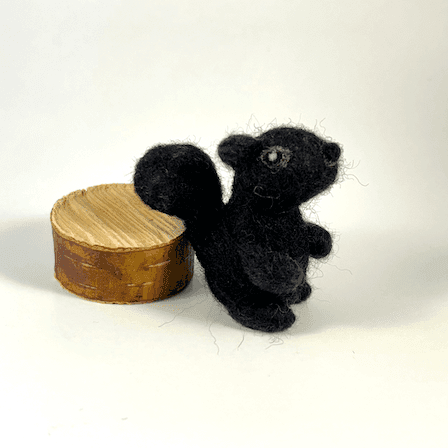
top-left (218, 134), bottom-right (260, 168)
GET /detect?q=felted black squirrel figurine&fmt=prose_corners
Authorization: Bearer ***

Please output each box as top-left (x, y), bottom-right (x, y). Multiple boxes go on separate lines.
top-left (134, 126), bottom-right (341, 332)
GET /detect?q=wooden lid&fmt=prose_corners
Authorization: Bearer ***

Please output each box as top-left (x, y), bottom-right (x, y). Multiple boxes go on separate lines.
top-left (50, 184), bottom-right (194, 304)
top-left (50, 183), bottom-right (186, 251)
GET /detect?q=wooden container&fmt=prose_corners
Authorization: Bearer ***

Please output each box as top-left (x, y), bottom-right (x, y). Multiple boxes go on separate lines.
top-left (50, 183), bottom-right (194, 304)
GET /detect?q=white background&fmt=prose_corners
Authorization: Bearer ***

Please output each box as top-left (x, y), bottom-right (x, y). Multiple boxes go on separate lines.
top-left (1, 1), bottom-right (448, 447)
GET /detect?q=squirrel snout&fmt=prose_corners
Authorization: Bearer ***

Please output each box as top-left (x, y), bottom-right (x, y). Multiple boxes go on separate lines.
top-left (323, 142), bottom-right (341, 167)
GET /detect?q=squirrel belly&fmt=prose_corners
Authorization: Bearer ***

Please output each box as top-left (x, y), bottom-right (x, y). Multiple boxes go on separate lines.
top-left (193, 220), bottom-right (297, 333)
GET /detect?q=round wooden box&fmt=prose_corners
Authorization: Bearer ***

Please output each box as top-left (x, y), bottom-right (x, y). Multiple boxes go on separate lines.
top-left (50, 183), bottom-right (194, 304)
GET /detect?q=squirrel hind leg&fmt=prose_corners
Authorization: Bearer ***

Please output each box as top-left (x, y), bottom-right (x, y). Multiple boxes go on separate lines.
top-left (134, 143), bottom-right (223, 224)
top-left (206, 277), bottom-right (296, 332)
top-left (225, 296), bottom-right (296, 332)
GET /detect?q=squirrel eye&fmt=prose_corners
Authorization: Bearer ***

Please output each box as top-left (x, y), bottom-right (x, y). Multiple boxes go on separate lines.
top-left (260, 146), bottom-right (291, 171)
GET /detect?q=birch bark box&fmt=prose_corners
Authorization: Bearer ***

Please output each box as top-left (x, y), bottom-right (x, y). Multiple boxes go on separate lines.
top-left (50, 183), bottom-right (194, 304)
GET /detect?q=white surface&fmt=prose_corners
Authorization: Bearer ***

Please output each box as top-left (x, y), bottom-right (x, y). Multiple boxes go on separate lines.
top-left (1, 1), bottom-right (448, 447)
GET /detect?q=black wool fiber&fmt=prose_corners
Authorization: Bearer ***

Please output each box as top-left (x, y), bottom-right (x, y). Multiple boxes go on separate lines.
top-left (134, 126), bottom-right (342, 332)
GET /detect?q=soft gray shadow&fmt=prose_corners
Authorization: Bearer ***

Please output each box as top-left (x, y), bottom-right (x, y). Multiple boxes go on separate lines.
top-left (4, 219), bottom-right (444, 334)
top-left (0, 216), bottom-right (239, 329)
top-left (291, 229), bottom-right (448, 334)
top-left (0, 217), bottom-right (205, 300)
top-left (0, 217), bottom-right (59, 291)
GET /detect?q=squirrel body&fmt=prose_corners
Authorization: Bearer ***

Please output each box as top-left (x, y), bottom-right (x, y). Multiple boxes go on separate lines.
top-left (134, 126), bottom-right (341, 332)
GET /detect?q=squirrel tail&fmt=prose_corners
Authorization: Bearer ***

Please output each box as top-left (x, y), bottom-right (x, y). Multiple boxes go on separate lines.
top-left (133, 143), bottom-right (223, 236)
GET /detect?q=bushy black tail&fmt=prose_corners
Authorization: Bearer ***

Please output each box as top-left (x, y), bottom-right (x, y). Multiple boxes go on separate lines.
top-left (133, 143), bottom-right (223, 234)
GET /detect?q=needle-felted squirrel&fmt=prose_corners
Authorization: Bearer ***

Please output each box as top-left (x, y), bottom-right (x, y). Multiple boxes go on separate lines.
top-left (134, 126), bottom-right (341, 332)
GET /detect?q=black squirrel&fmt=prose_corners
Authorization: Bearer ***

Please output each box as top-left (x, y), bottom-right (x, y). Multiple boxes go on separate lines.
top-left (134, 126), bottom-right (341, 332)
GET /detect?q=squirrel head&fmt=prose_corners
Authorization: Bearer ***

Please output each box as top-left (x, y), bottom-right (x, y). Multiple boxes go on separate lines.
top-left (218, 126), bottom-right (341, 214)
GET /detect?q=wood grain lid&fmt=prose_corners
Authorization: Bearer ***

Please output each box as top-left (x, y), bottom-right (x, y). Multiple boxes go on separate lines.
top-left (51, 183), bottom-right (194, 304)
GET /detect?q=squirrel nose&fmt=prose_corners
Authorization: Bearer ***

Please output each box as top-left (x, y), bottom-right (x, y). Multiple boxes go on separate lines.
top-left (323, 142), bottom-right (341, 167)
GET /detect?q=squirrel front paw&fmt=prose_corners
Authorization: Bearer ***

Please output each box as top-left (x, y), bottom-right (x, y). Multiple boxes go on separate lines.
top-left (285, 282), bottom-right (312, 305)
top-left (307, 224), bottom-right (332, 259)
